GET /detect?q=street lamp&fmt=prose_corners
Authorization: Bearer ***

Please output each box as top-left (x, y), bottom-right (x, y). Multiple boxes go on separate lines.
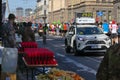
top-left (29, 11), bottom-right (33, 22)
top-left (42, 0), bottom-right (47, 45)
top-left (43, 0), bottom-right (47, 25)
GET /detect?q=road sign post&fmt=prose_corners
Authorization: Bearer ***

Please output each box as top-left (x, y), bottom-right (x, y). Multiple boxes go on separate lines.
top-left (97, 11), bottom-right (103, 22)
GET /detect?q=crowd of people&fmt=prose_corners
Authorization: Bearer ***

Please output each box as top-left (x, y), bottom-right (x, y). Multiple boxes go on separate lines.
top-left (1, 14), bottom-right (36, 48)
top-left (1, 13), bottom-right (120, 47)
top-left (97, 20), bottom-right (120, 45)
top-left (96, 20), bottom-right (120, 80)
top-left (37, 22), bottom-right (69, 37)
top-left (1, 13), bottom-right (120, 80)
top-left (37, 20), bottom-right (120, 45)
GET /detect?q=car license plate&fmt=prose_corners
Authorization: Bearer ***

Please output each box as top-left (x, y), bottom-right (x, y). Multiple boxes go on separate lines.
top-left (91, 45), bottom-right (101, 49)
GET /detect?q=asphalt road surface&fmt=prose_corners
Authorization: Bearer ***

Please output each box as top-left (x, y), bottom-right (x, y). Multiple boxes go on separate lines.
top-left (36, 34), bottom-right (104, 80)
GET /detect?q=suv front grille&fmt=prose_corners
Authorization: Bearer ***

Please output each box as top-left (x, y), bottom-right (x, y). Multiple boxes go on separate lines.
top-left (86, 41), bottom-right (105, 44)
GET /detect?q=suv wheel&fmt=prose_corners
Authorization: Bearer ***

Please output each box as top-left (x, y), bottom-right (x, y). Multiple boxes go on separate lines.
top-left (65, 46), bottom-right (71, 53)
top-left (65, 39), bottom-right (71, 53)
top-left (73, 42), bottom-right (79, 56)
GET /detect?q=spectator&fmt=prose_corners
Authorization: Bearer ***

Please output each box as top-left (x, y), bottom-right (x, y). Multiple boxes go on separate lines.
top-left (1, 13), bottom-right (17, 80)
top-left (22, 22), bottom-right (35, 42)
top-left (1, 13), bottom-right (16, 48)
top-left (96, 44), bottom-right (120, 80)
top-left (20, 22), bottom-right (27, 41)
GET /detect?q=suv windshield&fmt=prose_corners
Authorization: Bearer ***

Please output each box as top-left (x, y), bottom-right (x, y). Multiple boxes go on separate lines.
top-left (77, 27), bottom-right (103, 35)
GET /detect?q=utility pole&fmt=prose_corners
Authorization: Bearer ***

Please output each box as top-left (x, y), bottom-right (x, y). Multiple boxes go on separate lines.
top-left (42, 0), bottom-right (47, 45)
top-left (44, 0), bottom-right (47, 24)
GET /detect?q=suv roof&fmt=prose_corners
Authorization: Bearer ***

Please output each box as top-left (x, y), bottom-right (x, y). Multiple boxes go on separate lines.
top-left (72, 24), bottom-right (97, 28)
top-left (76, 17), bottom-right (95, 24)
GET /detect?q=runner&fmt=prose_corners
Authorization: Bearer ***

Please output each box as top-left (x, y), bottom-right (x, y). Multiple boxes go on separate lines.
top-left (109, 20), bottom-right (118, 45)
top-left (102, 20), bottom-right (109, 36)
top-left (117, 22), bottom-right (120, 43)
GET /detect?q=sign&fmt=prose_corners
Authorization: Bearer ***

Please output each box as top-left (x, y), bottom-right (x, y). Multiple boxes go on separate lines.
top-left (91, 45), bottom-right (101, 49)
top-left (97, 11), bottom-right (103, 16)
top-left (76, 12), bottom-right (93, 18)
top-left (76, 17), bottom-right (95, 24)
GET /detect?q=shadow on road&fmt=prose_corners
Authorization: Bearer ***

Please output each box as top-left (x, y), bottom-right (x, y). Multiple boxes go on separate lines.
top-left (66, 52), bottom-right (104, 57)
top-left (79, 52), bottom-right (104, 57)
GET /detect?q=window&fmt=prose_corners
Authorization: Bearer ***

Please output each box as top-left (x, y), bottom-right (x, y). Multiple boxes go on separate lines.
top-left (77, 27), bottom-right (103, 35)
top-left (108, 11), bottom-right (112, 21)
top-left (96, 0), bottom-right (100, 3)
top-left (37, 0), bottom-right (41, 2)
top-left (102, 0), bottom-right (106, 3)
top-left (103, 11), bottom-right (107, 20)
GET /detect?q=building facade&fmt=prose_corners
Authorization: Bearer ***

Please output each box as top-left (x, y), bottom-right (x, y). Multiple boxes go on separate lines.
top-left (113, 0), bottom-right (120, 23)
top-left (16, 7), bottom-right (24, 22)
top-left (48, 0), bottom-right (67, 23)
top-left (35, 0), bottom-right (49, 23)
top-left (48, 0), bottom-right (114, 24)
top-left (25, 8), bottom-right (32, 17)
top-left (16, 7), bottom-right (24, 17)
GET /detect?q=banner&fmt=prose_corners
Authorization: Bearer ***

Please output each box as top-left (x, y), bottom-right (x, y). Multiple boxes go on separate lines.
top-left (2, 2), bottom-right (6, 22)
top-left (76, 12), bottom-right (93, 18)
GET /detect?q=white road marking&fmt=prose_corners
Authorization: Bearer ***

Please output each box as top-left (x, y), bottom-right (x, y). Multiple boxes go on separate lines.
top-left (56, 53), bottom-right (65, 57)
top-left (56, 53), bottom-right (97, 75)
top-left (36, 39), bottom-right (53, 42)
top-left (85, 57), bottom-right (103, 63)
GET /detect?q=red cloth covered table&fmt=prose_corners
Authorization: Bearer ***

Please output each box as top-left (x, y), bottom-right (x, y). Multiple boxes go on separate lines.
top-left (22, 48), bottom-right (58, 80)
top-left (18, 42), bottom-right (38, 53)
top-left (23, 48), bottom-right (57, 66)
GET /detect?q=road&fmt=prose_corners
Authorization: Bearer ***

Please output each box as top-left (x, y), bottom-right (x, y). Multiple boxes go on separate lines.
top-left (36, 34), bottom-right (104, 80)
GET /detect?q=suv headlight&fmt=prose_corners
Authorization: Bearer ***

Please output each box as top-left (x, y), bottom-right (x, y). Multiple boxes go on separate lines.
top-left (104, 37), bottom-right (110, 41)
top-left (78, 37), bottom-right (86, 41)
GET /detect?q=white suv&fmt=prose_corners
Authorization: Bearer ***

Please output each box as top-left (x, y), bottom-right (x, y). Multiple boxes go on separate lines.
top-left (65, 18), bottom-right (111, 55)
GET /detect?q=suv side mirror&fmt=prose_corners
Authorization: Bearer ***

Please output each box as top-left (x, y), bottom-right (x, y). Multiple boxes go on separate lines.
top-left (69, 32), bottom-right (74, 35)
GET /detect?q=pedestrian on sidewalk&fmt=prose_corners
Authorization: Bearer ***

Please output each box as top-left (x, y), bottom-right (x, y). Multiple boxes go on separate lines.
top-left (1, 13), bottom-right (17, 80)
top-left (22, 22), bottom-right (35, 42)
top-left (1, 13), bottom-right (16, 47)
